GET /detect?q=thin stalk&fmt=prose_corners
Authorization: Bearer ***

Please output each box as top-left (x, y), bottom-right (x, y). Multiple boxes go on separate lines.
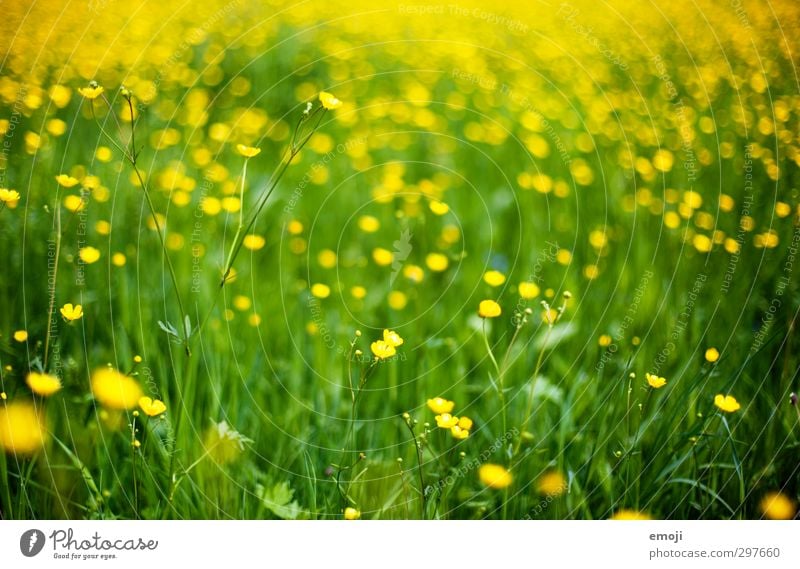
top-left (43, 204), bottom-right (61, 370)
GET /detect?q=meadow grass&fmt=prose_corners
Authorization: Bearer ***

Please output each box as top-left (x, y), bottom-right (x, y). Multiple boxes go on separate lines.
top-left (0, 0), bottom-right (798, 520)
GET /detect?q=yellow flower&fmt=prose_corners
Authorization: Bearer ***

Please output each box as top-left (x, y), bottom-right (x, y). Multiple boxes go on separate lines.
top-left (705, 347), bottom-right (720, 362)
top-left (610, 509), bottom-right (652, 520)
top-left (383, 329), bottom-right (404, 348)
top-left (450, 425), bottom-right (469, 439)
top-left (483, 270), bottom-right (506, 287)
top-left (537, 470), bottom-right (568, 496)
top-left (13, 330), bottom-right (28, 342)
top-left (79, 246), bottom-right (101, 264)
top-left (542, 307), bottom-right (558, 325)
top-left (714, 394), bottom-right (741, 413)
top-left (427, 397), bottom-right (454, 414)
top-left (435, 413), bottom-right (459, 429)
top-left (243, 234), bottom-right (266, 251)
top-left (344, 507), bottom-right (360, 520)
top-left (0, 188), bottom-right (21, 203)
top-left (55, 174), bottom-right (79, 188)
top-left (236, 144), bottom-right (261, 158)
top-left (425, 252), bottom-right (449, 272)
top-left (319, 91), bottom-right (342, 110)
top-left (598, 334), bottom-right (612, 347)
top-left (91, 368), bottom-right (143, 410)
top-left (646, 372), bottom-right (667, 389)
top-left (478, 299), bottom-right (501, 318)
top-left (518, 281), bottom-right (540, 299)
top-left (0, 401), bottom-right (46, 455)
top-left (26, 372), bottom-right (62, 397)
top-left (371, 340), bottom-right (396, 360)
top-left (138, 396), bottom-right (167, 417)
top-left (429, 200), bottom-right (449, 215)
top-left (78, 84), bottom-right (105, 100)
top-left (372, 247), bottom-right (394, 266)
top-left (478, 463), bottom-right (512, 489)
top-left (357, 215), bottom-right (380, 232)
top-left (458, 416), bottom-right (473, 430)
top-left (60, 303), bottom-right (83, 321)
top-left (310, 283), bottom-right (331, 299)
top-left (759, 492), bottom-right (796, 520)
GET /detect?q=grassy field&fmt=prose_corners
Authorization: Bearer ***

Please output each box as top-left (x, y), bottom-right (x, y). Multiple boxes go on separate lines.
top-left (1, 0), bottom-right (799, 520)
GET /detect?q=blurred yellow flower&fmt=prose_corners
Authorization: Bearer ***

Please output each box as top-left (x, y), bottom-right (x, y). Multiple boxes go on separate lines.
top-left (478, 463), bottom-right (512, 489)
top-left (370, 340), bottom-right (396, 360)
top-left (483, 270), bottom-right (506, 287)
top-left (55, 174), bottom-right (79, 188)
top-left (598, 334), bottom-right (612, 347)
top-left (357, 215), bottom-right (380, 232)
top-left (450, 425), bottom-right (469, 439)
top-left (759, 492), bottom-right (796, 520)
top-left (91, 368), bottom-right (143, 410)
top-left (646, 373), bottom-right (667, 389)
top-left (458, 416), bottom-right (473, 430)
top-left (714, 394), bottom-right (741, 413)
top-left (478, 299), bottom-right (501, 318)
top-left (0, 188), bottom-right (20, 204)
top-left (425, 253), bottom-right (449, 272)
top-left (429, 200), bottom-right (449, 215)
top-left (518, 281), bottom-right (540, 299)
top-left (0, 401), bottom-right (46, 455)
top-left (243, 234), bottom-right (266, 251)
top-left (383, 329), bottom-right (404, 347)
top-left (319, 91), bottom-right (342, 110)
top-left (310, 283), bottom-right (331, 299)
top-left (60, 303), bottom-right (83, 321)
top-left (13, 330), bottom-right (28, 342)
top-left (344, 507), bottom-right (360, 520)
top-left (610, 509), bottom-right (651, 520)
top-left (537, 470), bottom-right (567, 496)
top-left (435, 413), bottom-right (459, 428)
top-left (79, 246), bottom-right (101, 264)
top-left (236, 144), bottom-right (261, 158)
top-left (427, 397), bottom-right (454, 414)
top-left (138, 396), bottom-right (167, 417)
top-left (78, 84), bottom-right (105, 100)
top-left (705, 347), bottom-right (720, 362)
top-left (372, 248), bottom-right (393, 266)
top-left (26, 372), bottom-right (61, 397)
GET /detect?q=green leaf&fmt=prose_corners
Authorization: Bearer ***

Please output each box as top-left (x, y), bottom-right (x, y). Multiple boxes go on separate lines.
top-left (257, 481), bottom-right (303, 520)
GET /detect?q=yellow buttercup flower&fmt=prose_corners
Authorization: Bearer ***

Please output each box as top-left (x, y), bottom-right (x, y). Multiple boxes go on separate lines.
top-left (478, 463), bottom-right (512, 489)
top-left (610, 509), bottom-right (652, 520)
top-left (344, 507), bottom-right (360, 520)
top-left (450, 425), bottom-right (469, 439)
top-left (478, 299), bottom-right (501, 318)
top-left (0, 188), bottom-right (21, 204)
top-left (645, 373), bottom-right (666, 389)
top-left (310, 283), bottom-right (331, 299)
top-left (236, 144), bottom-right (261, 158)
top-left (13, 330), bottom-right (28, 342)
top-left (0, 401), bottom-right (46, 455)
top-left (78, 84), bottom-right (105, 100)
top-left (483, 270), bottom-right (506, 287)
top-left (243, 234), bottom-right (266, 250)
top-left (427, 397), bottom-right (454, 414)
top-left (60, 303), bottom-right (83, 321)
top-left (705, 347), bottom-right (720, 362)
top-left (383, 329), bottom-right (404, 348)
top-left (518, 281), bottom-right (540, 299)
top-left (26, 372), bottom-right (62, 397)
top-left (458, 416), bottom-right (473, 430)
top-left (435, 413), bottom-right (459, 429)
top-left (537, 470), bottom-right (568, 496)
top-left (91, 367), bottom-right (143, 410)
top-left (425, 253), bottom-right (449, 272)
top-left (79, 246), bottom-right (101, 264)
top-left (55, 174), bottom-right (79, 188)
top-left (138, 396), bottom-right (167, 417)
top-left (319, 91), bottom-right (342, 110)
top-left (759, 492), bottom-right (796, 520)
top-left (714, 394), bottom-right (741, 413)
top-left (371, 340), bottom-right (396, 360)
